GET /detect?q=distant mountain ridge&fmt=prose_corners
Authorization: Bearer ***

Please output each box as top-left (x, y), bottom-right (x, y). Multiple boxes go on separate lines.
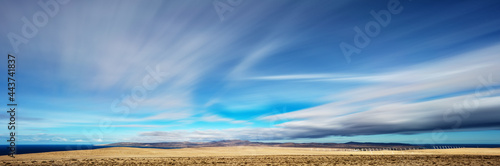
top-left (101, 140), bottom-right (421, 149)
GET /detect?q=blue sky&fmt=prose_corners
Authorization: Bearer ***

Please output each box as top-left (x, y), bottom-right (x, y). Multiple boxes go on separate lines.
top-left (1, 0), bottom-right (500, 145)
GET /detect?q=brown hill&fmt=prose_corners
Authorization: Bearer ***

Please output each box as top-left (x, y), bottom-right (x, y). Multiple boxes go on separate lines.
top-left (101, 140), bottom-right (421, 149)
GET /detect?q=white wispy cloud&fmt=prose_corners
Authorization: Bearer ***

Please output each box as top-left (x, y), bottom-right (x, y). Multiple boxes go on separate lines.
top-left (4, 0), bottom-right (500, 143)
top-left (257, 45), bottom-right (500, 138)
top-left (200, 114), bottom-right (251, 124)
top-left (137, 128), bottom-right (289, 142)
top-left (141, 44), bottom-right (500, 141)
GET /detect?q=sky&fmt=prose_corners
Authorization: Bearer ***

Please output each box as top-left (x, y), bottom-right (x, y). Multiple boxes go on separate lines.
top-left (1, 0), bottom-right (500, 145)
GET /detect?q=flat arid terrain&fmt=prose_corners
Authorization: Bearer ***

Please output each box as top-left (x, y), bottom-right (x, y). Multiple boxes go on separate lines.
top-left (1, 146), bottom-right (500, 165)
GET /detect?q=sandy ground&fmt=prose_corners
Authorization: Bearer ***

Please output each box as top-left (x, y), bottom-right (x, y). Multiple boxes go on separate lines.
top-left (1, 146), bottom-right (499, 165)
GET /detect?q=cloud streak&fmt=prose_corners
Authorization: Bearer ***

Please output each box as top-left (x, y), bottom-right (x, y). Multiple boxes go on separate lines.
top-left (3, 0), bottom-right (500, 144)
top-left (141, 45), bottom-right (500, 141)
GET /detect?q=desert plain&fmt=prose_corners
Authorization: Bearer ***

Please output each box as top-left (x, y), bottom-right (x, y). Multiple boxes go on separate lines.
top-left (1, 146), bottom-right (500, 165)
